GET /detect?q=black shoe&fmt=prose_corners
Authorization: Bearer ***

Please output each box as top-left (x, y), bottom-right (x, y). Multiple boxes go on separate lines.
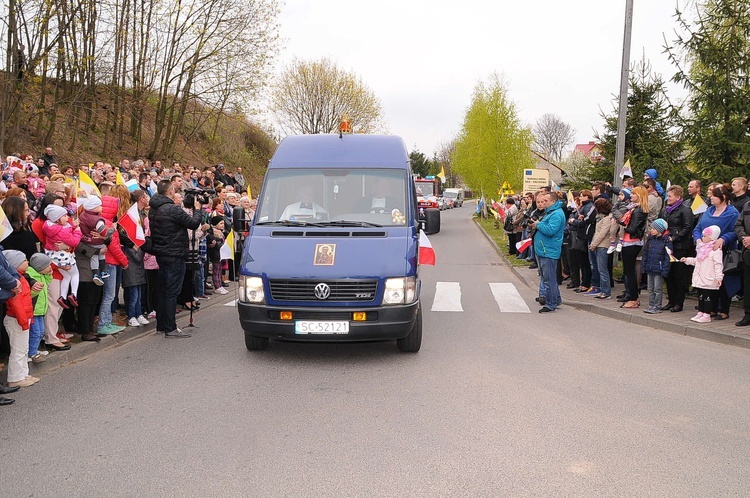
top-left (528, 264), bottom-right (538, 269)
top-left (538, 306), bottom-right (554, 313)
top-left (222, 282), bottom-right (230, 287)
top-left (736, 316), bottom-right (750, 327)
top-left (535, 296), bottom-right (546, 306)
top-left (0, 385), bottom-right (20, 395)
top-left (661, 303), bottom-right (674, 311)
top-left (566, 283), bottom-right (577, 289)
top-left (80, 334), bottom-right (101, 342)
top-left (45, 343), bottom-right (71, 351)
top-left (614, 278), bottom-right (624, 284)
top-left (616, 295), bottom-right (631, 303)
top-left (0, 397), bottom-right (15, 406)
top-left (670, 305), bottom-right (683, 313)
top-left (165, 329), bottom-right (192, 338)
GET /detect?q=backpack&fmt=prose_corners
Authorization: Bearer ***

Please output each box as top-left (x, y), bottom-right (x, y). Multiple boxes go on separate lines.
top-left (503, 213), bottom-right (514, 232)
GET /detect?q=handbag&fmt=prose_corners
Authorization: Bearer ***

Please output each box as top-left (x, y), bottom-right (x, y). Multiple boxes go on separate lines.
top-left (723, 249), bottom-right (744, 276)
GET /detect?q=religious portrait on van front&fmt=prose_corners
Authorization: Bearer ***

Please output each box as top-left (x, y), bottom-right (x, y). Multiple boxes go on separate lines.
top-left (314, 244), bottom-right (335, 265)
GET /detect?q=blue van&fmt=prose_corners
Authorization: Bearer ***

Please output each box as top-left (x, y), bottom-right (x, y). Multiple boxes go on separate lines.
top-left (233, 134), bottom-right (425, 352)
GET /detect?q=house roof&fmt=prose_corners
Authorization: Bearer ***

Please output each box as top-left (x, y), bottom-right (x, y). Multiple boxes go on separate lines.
top-left (574, 141), bottom-right (601, 157)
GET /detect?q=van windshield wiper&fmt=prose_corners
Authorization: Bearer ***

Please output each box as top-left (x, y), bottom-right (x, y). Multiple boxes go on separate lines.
top-left (319, 220), bottom-right (384, 228)
top-left (256, 220), bottom-right (326, 227)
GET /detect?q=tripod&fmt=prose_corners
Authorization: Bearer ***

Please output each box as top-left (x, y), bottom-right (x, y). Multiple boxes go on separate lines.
top-left (184, 212), bottom-right (204, 329)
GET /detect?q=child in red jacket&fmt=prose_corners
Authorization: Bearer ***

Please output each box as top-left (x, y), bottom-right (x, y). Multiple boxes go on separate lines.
top-left (3, 250), bottom-right (38, 388)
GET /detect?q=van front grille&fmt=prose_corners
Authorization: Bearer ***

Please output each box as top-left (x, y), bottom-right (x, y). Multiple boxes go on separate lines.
top-left (269, 279), bottom-right (378, 302)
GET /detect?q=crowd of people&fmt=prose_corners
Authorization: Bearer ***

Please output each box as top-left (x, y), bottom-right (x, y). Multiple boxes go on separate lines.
top-left (0, 147), bottom-right (257, 405)
top-left (500, 170), bottom-right (750, 325)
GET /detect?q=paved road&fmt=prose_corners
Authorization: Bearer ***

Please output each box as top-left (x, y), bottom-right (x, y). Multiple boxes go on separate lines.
top-left (3, 207), bottom-right (750, 496)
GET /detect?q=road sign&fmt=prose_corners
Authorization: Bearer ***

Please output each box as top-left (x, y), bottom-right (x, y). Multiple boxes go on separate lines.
top-left (522, 169), bottom-right (550, 192)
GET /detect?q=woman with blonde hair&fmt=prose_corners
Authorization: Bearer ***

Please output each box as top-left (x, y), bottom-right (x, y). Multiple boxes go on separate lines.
top-left (618, 186), bottom-right (649, 309)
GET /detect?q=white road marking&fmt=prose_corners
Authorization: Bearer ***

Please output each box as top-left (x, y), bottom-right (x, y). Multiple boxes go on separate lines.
top-left (489, 283), bottom-right (531, 313)
top-left (431, 282), bottom-right (463, 312)
top-left (224, 299), bottom-right (238, 306)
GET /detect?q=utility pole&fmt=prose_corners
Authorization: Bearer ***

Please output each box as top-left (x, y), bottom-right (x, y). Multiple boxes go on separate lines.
top-left (614, 0), bottom-right (634, 188)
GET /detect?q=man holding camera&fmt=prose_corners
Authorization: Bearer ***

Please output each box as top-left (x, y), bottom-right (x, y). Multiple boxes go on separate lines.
top-left (148, 180), bottom-right (203, 338)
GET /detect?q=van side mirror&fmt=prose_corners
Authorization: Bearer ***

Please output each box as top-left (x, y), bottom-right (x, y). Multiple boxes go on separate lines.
top-left (233, 206), bottom-right (247, 233)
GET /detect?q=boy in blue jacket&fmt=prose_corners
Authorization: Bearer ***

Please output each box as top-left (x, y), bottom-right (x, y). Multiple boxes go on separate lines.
top-left (642, 218), bottom-right (673, 313)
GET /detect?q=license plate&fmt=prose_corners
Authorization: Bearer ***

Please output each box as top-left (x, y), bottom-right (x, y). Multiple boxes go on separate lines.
top-left (295, 321), bottom-right (350, 334)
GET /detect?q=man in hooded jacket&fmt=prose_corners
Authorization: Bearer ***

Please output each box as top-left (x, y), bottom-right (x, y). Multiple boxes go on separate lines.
top-left (530, 192), bottom-right (566, 313)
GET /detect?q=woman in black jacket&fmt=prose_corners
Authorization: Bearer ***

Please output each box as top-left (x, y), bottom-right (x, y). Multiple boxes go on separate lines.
top-left (2, 196), bottom-right (39, 259)
top-left (619, 186), bottom-right (649, 308)
top-left (660, 185), bottom-right (694, 312)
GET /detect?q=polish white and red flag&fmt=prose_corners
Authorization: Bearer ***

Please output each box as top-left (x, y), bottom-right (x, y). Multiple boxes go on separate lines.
top-left (119, 202), bottom-right (146, 247)
top-left (418, 230), bottom-right (436, 266)
top-left (515, 238), bottom-right (532, 254)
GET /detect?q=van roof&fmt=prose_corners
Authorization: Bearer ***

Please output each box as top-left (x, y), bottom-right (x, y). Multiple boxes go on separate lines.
top-left (270, 134), bottom-right (410, 169)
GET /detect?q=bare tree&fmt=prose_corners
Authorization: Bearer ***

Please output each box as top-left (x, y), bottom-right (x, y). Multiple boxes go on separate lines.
top-left (532, 113), bottom-right (576, 162)
top-left (271, 58), bottom-right (385, 135)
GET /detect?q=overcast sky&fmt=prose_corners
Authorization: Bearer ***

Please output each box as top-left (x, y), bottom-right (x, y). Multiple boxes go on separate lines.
top-left (273, 0), bottom-right (691, 157)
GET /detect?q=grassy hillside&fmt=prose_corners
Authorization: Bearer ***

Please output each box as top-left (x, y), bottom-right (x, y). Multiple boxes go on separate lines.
top-left (4, 75), bottom-right (276, 192)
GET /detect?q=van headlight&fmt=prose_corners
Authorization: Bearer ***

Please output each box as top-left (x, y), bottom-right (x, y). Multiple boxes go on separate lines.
top-left (383, 277), bottom-right (417, 305)
top-left (239, 276), bottom-right (265, 303)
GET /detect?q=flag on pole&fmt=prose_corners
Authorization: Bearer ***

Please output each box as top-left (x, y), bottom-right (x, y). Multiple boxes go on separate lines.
top-left (220, 230), bottom-right (235, 261)
top-left (665, 246), bottom-right (678, 263)
top-left (619, 159), bottom-right (633, 179)
top-left (124, 179), bottom-right (139, 192)
top-left (116, 170), bottom-right (125, 185)
top-left (119, 202), bottom-right (146, 247)
top-left (418, 230), bottom-right (436, 266)
top-left (567, 190), bottom-right (576, 209)
top-left (437, 166), bottom-right (446, 184)
top-left (666, 179), bottom-right (672, 190)
top-left (515, 238), bottom-right (533, 254)
top-left (691, 195), bottom-right (707, 215)
top-left (0, 203), bottom-right (14, 243)
top-left (550, 179), bottom-right (560, 191)
top-left (78, 169), bottom-right (101, 197)
top-left (149, 180), bottom-right (158, 196)
top-left (246, 186), bottom-right (252, 200)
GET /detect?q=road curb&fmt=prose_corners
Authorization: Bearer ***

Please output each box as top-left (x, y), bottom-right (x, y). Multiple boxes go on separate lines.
top-left (28, 286), bottom-right (239, 376)
top-left (473, 218), bottom-right (750, 350)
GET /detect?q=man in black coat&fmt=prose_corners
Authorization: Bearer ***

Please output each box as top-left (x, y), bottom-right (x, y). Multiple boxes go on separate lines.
top-left (735, 198), bottom-right (750, 327)
top-left (660, 185), bottom-right (694, 312)
top-left (148, 180), bottom-right (203, 337)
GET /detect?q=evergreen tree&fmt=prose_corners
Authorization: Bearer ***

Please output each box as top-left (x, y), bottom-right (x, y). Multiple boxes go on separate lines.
top-left (409, 150), bottom-right (434, 178)
top-left (666, 0), bottom-right (750, 180)
top-left (594, 58), bottom-right (684, 185)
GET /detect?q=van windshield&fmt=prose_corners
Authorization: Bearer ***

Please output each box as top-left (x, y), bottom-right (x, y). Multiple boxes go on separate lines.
top-left (444, 191), bottom-right (457, 199)
top-left (256, 169), bottom-right (410, 227)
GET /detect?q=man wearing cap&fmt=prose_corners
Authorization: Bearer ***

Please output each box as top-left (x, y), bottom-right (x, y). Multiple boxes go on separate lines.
top-left (148, 180), bottom-right (203, 337)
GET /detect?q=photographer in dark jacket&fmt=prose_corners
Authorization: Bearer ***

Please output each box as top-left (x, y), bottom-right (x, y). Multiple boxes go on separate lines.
top-left (148, 180), bottom-right (203, 338)
top-left (660, 185), bottom-right (694, 312)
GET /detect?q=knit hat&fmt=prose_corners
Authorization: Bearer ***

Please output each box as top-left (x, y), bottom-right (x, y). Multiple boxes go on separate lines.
top-left (702, 225), bottom-right (721, 241)
top-left (25, 163), bottom-right (39, 174)
top-left (44, 204), bottom-right (67, 222)
top-left (211, 215), bottom-right (225, 226)
top-left (82, 196), bottom-right (102, 211)
top-left (620, 188), bottom-right (632, 200)
top-left (651, 218), bottom-right (668, 234)
top-left (29, 253), bottom-right (53, 273)
top-left (2, 249), bottom-right (27, 270)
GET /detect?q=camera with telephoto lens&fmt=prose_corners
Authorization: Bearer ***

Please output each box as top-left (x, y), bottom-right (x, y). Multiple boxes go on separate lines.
top-left (184, 188), bottom-right (214, 206)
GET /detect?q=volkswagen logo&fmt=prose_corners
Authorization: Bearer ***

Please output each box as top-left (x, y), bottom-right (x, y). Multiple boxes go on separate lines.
top-left (314, 282), bottom-right (331, 300)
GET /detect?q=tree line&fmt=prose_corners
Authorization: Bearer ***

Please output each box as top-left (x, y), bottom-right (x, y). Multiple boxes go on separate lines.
top-left (1, 0), bottom-right (279, 160)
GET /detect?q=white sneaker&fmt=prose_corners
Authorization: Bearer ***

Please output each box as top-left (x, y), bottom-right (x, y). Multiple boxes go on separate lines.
top-left (215, 287), bottom-right (228, 295)
top-left (607, 244), bottom-right (616, 254)
top-left (128, 317), bottom-right (141, 327)
top-left (137, 315), bottom-right (150, 325)
top-left (615, 242), bottom-right (623, 253)
top-left (147, 311), bottom-right (156, 319)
